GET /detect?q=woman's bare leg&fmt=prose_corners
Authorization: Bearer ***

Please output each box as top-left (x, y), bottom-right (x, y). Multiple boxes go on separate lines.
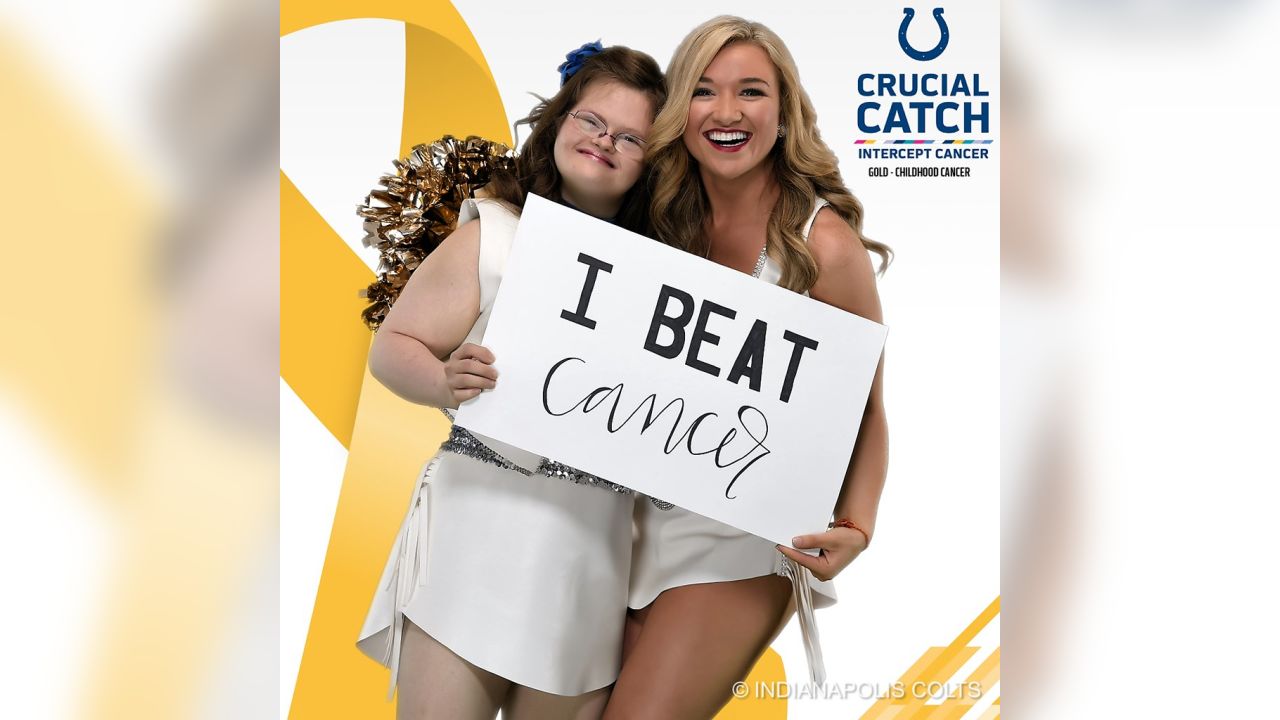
top-left (620, 606), bottom-right (650, 665)
top-left (603, 575), bottom-right (793, 720)
top-left (396, 620), bottom-right (510, 720)
top-left (503, 684), bottom-right (612, 720)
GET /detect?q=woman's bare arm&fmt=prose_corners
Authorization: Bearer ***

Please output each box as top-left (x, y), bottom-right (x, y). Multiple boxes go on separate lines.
top-left (777, 207), bottom-right (887, 579)
top-left (808, 208), bottom-right (888, 534)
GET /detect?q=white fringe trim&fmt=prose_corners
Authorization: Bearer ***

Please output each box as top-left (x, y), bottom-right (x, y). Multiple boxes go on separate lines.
top-left (379, 458), bottom-right (437, 700)
top-left (778, 555), bottom-right (826, 685)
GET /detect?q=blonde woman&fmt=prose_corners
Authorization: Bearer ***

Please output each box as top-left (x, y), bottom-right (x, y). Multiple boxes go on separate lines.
top-left (606, 17), bottom-right (891, 719)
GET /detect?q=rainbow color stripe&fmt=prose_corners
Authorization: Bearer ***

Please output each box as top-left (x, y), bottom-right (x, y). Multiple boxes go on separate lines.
top-left (854, 139), bottom-right (994, 144)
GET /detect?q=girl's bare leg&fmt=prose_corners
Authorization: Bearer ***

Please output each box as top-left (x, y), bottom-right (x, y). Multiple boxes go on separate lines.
top-left (603, 575), bottom-right (793, 720)
top-left (503, 684), bottom-right (612, 720)
top-left (396, 620), bottom-right (510, 720)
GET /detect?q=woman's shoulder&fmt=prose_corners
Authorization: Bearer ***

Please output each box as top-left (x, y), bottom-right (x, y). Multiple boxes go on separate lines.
top-left (805, 205), bottom-right (882, 320)
top-left (807, 206), bottom-right (869, 273)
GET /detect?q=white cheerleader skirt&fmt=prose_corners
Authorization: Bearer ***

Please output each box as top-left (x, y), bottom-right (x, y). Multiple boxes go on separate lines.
top-left (629, 499), bottom-right (838, 683)
top-left (357, 449), bottom-right (635, 697)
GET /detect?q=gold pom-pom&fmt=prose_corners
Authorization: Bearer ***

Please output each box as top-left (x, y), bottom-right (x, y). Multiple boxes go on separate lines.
top-left (357, 135), bottom-right (515, 330)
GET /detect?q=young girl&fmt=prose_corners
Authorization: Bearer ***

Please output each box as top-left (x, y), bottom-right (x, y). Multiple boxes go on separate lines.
top-left (606, 18), bottom-right (892, 719)
top-left (356, 44), bottom-right (665, 720)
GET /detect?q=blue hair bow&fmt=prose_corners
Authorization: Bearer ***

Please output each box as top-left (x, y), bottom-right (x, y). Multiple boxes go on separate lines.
top-left (557, 40), bottom-right (604, 87)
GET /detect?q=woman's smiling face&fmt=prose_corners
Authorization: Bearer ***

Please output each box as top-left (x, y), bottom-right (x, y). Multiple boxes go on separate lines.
top-left (683, 42), bottom-right (781, 183)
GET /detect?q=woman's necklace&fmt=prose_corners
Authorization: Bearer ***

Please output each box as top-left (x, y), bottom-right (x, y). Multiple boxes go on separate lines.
top-left (751, 243), bottom-right (769, 278)
top-left (706, 234), bottom-right (769, 279)
top-left (704, 175), bottom-right (777, 278)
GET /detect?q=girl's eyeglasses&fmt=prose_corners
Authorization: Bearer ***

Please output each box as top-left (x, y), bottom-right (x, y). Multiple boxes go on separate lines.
top-left (567, 110), bottom-right (647, 158)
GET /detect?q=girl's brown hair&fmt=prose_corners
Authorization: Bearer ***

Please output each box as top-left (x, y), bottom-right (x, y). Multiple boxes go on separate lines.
top-left (486, 46), bottom-right (666, 236)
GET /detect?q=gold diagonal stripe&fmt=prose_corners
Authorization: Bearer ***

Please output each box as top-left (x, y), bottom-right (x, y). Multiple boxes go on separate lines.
top-left (280, 171), bottom-right (372, 448)
top-left (401, 22), bottom-right (512, 151)
top-left (895, 647), bottom-right (981, 720)
top-left (716, 649), bottom-right (788, 719)
top-left (287, 362), bottom-right (448, 719)
top-left (861, 647), bottom-right (978, 719)
top-left (896, 598), bottom-right (1000, 720)
top-left (861, 597), bottom-right (999, 720)
top-left (285, 4), bottom-right (513, 715)
top-left (914, 647), bottom-right (1000, 720)
top-left (282, 0), bottom-right (493, 79)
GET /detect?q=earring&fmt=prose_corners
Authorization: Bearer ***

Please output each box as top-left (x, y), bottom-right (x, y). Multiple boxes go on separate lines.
top-left (777, 124), bottom-right (786, 138)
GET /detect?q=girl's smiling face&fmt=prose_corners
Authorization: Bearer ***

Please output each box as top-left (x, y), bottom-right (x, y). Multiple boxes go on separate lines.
top-left (683, 42), bottom-right (781, 183)
top-left (553, 79), bottom-right (654, 217)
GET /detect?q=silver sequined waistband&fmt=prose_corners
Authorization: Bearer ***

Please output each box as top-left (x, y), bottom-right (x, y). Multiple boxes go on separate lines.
top-left (440, 425), bottom-right (674, 510)
top-left (440, 425), bottom-right (636, 496)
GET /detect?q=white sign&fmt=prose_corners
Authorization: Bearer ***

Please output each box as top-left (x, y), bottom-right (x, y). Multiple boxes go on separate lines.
top-left (455, 194), bottom-right (887, 548)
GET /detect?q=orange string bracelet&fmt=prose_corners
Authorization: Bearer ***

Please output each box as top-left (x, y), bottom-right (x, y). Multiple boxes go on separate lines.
top-left (830, 518), bottom-right (871, 548)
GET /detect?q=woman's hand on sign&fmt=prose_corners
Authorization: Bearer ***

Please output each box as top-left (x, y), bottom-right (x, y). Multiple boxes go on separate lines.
top-left (443, 343), bottom-right (498, 406)
top-left (776, 525), bottom-right (868, 582)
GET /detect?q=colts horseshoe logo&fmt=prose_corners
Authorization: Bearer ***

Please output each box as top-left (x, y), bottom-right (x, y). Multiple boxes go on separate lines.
top-left (899, 7), bottom-right (950, 61)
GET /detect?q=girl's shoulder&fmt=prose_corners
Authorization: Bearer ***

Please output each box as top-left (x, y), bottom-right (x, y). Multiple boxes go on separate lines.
top-left (459, 196), bottom-right (523, 230)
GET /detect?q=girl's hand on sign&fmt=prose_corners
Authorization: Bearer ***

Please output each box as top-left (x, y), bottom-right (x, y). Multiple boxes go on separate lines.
top-left (776, 526), bottom-right (868, 582)
top-left (443, 343), bottom-right (498, 406)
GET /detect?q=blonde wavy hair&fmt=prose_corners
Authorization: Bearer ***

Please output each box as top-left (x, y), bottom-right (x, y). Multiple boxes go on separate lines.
top-left (648, 16), bottom-right (892, 291)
